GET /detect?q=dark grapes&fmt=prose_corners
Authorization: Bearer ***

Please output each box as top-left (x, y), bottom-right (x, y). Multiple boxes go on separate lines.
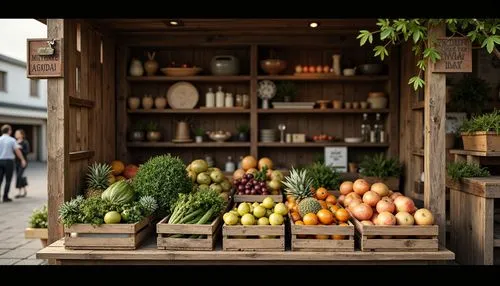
top-left (254, 185), bottom-right (261, 191)
top-left (246, 183), bottom-right (252, 189)
top-left (245, 174), bottom-right (254, 179)
top-left (261, 187), bottom-right (268, 193)
top-left (241, 178), bottom-right (248, 184)
top-left (245, 189), bottom-right (251, 195)
top-left (238, 185), bottom-right (245, 191)
top-left (250, 190), bottom-right (256, 195)
top-left (262, 191), bottom-right (269, 196)
top-left (260, 182), bottom-right (266, 188)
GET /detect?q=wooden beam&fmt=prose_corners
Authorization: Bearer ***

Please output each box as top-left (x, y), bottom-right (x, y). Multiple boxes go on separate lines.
top-left (47, 19), bottom-right (70, 245)
top-left (424, 23), bottom-right (447, 244)
top-left (69, 150), bottom-right (95, 161)
top-left (69, 96), bottom-right (95, 108)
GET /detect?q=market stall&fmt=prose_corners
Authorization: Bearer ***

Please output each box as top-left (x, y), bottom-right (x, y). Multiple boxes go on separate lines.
top-left (35, 18), bottom-right (460, 264)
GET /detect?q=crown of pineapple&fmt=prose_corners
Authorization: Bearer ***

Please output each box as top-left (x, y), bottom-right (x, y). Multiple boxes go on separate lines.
top-left (86, 163), bottom-right (112, 190)
top-left (282, 167), bottom-right (313, 201)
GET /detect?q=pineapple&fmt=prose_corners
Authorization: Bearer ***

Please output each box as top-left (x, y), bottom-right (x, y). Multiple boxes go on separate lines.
top-left (282, 167), bottom-right (314, 202)
top-left (84, 163), bottom-right (113, 198)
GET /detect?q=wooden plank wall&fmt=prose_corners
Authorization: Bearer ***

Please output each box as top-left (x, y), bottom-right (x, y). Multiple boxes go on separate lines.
top-left (47, 19), bottom-right (115, 244)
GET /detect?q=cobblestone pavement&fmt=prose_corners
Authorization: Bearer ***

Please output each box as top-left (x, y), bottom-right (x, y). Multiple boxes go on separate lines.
top-left (0, 162), bottom-right (47, 265)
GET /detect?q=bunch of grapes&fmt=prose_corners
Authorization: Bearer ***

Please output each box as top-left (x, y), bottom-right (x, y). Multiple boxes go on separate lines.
top-left (233, 174), bottom-right (269, 196)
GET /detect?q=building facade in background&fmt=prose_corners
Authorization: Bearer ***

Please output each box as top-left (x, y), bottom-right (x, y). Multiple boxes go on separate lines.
top-left (0, 53), bottom-right (47, 162)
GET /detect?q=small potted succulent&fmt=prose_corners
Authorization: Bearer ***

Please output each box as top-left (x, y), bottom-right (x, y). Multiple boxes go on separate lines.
top-left (129, 120), bottom-right (146, 142)
top-left (236, 124), bottom-right (250, 142)
top-left (359, 153), bottom-right (402, 190)
top-left (275, 81), bottom-right (298, 102)
top-left (459, 110), bottom-right (500, 152)
top-left (194, 127), bottom-right (204, 143)
top-left (146, 121), bottom-right (161, 142)
top-left (25, 205), bottom-right (48, 247)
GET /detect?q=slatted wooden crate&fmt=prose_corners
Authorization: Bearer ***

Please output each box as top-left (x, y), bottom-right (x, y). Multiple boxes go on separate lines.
top-left (289, 217), bottom-right (355, 252)
top-left (222, 224), bottom-right (285, 252)
top-left (156, 216), bottom-right (222, 251)
top-left (63, 217), bottom-right (153, 250)
top-left (351, 217), bottom-right (439, 252)
top-left (232, 193), bottom-right (283, 203)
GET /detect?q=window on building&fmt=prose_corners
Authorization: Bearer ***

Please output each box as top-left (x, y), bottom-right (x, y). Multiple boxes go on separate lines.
top-left (0, 71), bottom-right (6, 91)
top-left (30, 79), bottom-right (39, 97)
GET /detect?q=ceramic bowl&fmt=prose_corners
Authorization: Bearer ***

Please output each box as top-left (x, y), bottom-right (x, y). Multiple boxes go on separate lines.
top-left (344, 137), bottom-right (363, 143)
top-left (357, 64), bottom-right (384, 75)
top-left (260, 59), bottom-right (287, 75)
top-left (343, 68), bottom-right (356, 76)
top-left (208, 131), bottom-right (232, 142)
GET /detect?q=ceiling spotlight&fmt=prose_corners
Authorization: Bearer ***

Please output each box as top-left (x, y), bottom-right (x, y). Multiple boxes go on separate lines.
top-left (309, 22), bottom-right (319, 28)
top-left (169, 21), bottom-right (179, 26)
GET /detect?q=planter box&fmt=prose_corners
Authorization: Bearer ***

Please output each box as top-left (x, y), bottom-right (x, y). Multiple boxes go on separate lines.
top-left (350, 216), bottom-right (439, 252)
top-left (289, 216), bottom-right (354, 252)
top-left (24, 228), bottom-right (48, 247)
top-left (222, 224), bottom-right (285, 251)
top-left (63, 217), bottom-right (153, 250)
top-left (156, 215), bottom-right (222, 251)
top-left (362, 176), bottom-right (400, 191)
top-left (461, 132), bottom-right (500, 152)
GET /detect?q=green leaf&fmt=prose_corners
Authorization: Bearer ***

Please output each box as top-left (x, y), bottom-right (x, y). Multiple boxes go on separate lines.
top-left (368, 33), bottom-right (373, 44)
top-left (413, 30), bottom-right (421, 43)
top-left (380, 27), bottom-right (394, 40)
top-left (468, 31), bottom-right (478, 42)
top-left (417, 60), bottom-right (426, 71)
top-left (486, 37), bottom-right (495, 53)
top-left (408, 76), bottom-right (425, 91)
top-left (491, 35), bottom-right (500, 45)
top-left (373, 46), bottom-right (388, 60)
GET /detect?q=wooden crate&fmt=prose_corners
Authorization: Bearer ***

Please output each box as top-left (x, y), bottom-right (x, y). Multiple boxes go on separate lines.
top-left (351, 217), bottom-right (439, 252)
top-left (63, 217), bottom-right (153, 250)
top-left (289, 218), bottom-right (355, 252)
top-left (25, 228), bottom-right (48, 247)
top-left (461, 132), bottom-right (500, 152)
top-left (222, 223), bottom-right (285, 252)
top-left (156, 215), bottom-right (222, 251)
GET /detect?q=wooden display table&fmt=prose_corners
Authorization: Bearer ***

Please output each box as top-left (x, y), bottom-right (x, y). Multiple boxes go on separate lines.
top-left (447, 176), bottom-right (500, 265)
top-left (449, 149), bottom-right (500, 165)
top-left (37, 238), bottom-right (454, 265)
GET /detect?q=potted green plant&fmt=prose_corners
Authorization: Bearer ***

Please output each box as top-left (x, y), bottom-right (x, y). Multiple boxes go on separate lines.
top-left (459, 110), bottom-right (500, 152)
top-left (236, 124), bottom-right (250, 142)
top-left (194, 127), bottom-right (204, 143)
top-left (146, 121), bottom-right (161, 142)
top-left (25, 205), bottom-right (48, 247)
top-left (275, 81), bottom-right (298, 102)
top-left (359, 153), bottom-right (402, 190)
top-left (304, 162), bottom-right (341, 191)
top-left (449, 76), bottom-right (491, 115)
top-left (129, 120), bottom-right (146, 142)
top-left (446, 161), bottom-right (490, 190)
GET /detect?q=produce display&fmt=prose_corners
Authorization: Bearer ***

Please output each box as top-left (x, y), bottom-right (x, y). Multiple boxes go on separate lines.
top-left (295, 65), bottom-right (331, 74)
top-left (186, 159), bottom-right (232, 201)
top-left (304, 162), bottom-right (341, 191)
top-left (132, 155), bottom-right (193, 217)
top-left (339, 179), bottom-right (435, 228)
top-left (284, 168), bottom-right (350, 239)
top-left (223, 196), bottom-right (287, 226)
top-left (59, 180), bottom-right (158, 227)
top-left (312, 134), bottom-right (334, 142)
top-left (232, 156), bottom-right (284, 195)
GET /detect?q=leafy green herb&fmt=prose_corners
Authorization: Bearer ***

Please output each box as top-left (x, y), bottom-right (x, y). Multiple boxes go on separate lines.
top-left (460, 110), bottom-right (500, 134)
top-left (146, 121), bottom-right (159, 132)
top-left (194, 127), bottom-right (205, 137)
top-left (274, 81), bottom-right (298, 101)
top-left (304, 162), bottom-right (341, 190)
top-left (359, 153), bottom-right (402, 179)
top-left (29, 205), bottom-right (48, 229)
top-left (236, 124), bottom-right (250, 134)
top-left (447, 161), bottom-right (490, 180)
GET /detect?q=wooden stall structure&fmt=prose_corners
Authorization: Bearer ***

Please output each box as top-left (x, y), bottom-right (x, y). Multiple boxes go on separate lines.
top-left (39, 18), bottom-right (453, 264)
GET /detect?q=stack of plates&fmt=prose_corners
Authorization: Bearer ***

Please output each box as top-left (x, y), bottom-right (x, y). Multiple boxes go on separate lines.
top-left (260, 129), bottom-right (276, 142)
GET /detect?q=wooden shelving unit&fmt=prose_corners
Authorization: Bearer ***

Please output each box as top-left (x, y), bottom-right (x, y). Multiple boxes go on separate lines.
top-left (127, 142), bottom-right (251, 148)
top-left (128, 108), bottom-right (251, 114)
top-left (126, 76), bottom-right (251, 82)
top-left (258, 108), bottom-right (390, 114)
top-left (258, 142), bottom-right (390, 148)
top-left (256, 75), bottom-right (389, 81)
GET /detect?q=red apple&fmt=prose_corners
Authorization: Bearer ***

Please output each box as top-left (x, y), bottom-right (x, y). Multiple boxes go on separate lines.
top-left (371, 182), bottom-right (390, 197)
top-left (123, 164), bottom-right (139, 179)
top-left (362, 191), bottom-right (381, 207)
top-left (394, 196), bottom-right (416, 214)
top-left (351, 203), bottom-right (373, 221)
top-left (376, 211), bottom-right (396, 226)
top-left (323, 65), bottom-right (330, 73)
top-left (376, 199), bottom-right (396, 214)
top-left (371, 212), bottom-right (379, 224)
top-left (308, 65), bottom-right (316, 73)
top-left (302, 66), bottom-right (309, 73)
top-left (390, 192), bottom-right (403, 201)
top-left (316, 65), bottom-right (323, 73)
top-left (395, 211), bottom-right (415, 225)
top-left (413, 208), bottom-right (434, 225)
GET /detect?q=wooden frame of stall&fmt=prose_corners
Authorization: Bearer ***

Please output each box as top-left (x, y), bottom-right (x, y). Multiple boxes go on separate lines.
top-left (39, 19), bottom-right (453, 265)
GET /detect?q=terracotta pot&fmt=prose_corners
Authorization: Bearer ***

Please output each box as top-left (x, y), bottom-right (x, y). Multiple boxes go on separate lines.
top-left (144, 52), bottom-right (159, 76)
top-left (147, 131), bottom-right (161, 142)
top-left (142, 95), bottom-right (154, 110)
top-left (332, 100), bottom-right (343, 109)
top-left (344, 102), bottom-right (352, 109)
top-left (367, 97), bottom-right (388, 109)
top-left (352, 102), bottom-right (360, 109)
top-left (128, 97), bottom-right (141, 110)
top-left (154, 97), bottom-right (167, 109)
top-left (360, 101), bottom-right (368, 109)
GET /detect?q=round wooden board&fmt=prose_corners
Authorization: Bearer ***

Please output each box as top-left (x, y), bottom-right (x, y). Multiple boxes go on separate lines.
top-left (166, 82), bottom-right (199, 109)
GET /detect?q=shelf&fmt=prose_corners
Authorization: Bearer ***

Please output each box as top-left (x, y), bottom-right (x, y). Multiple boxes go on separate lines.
top-left (126, 76), bottom-right (251, 82)
top-left (449, 149), bottom-right (500, 157)
top-left (413, 148), bottom-right (424, 156)
top-left (257, 75), bottom-right (389, 81)
top-left (258, 142), bottom-right (389, 148)
top-left (128, 108), bottom-right (251, 114)
top-left (127, 142), bottom-right (251, 148)
top-left (258, 108), bottom-right (390, 114)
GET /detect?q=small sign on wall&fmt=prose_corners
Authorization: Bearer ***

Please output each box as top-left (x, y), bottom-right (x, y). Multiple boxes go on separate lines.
top-left (433, 37), bottom-right (472, 73)
top-left (27, 38), bottom-right (64, 78)
top-left (324, 147), bottom-right (347, 172)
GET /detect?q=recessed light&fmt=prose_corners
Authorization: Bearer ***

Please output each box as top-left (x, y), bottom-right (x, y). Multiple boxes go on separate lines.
top-left (169, 21), bottom-right (179, 26)
top-left (309, 22), bottom-right (319, 28)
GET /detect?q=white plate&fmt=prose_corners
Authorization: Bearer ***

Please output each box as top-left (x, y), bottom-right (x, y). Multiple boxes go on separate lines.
top-left (166, 81), bottom-right (199, 109)
top-left (344, 137), bottom-right (363, 143)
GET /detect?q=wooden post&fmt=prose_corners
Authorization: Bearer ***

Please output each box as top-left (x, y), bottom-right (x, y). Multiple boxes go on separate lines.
top-left (47, 19), bottom-right (70, 244)
top-left (424, 23), bottom-right (446, 244)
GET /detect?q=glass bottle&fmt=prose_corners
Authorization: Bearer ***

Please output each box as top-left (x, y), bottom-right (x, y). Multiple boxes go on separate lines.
top-left (242, 94), bottom-right (250, 109)
top-left (215, 86), bottom-right (225, 108)
top-left (225, 156), bottom-right (236, 172)
top-left (205, 87), bottom-right (215, 108)
top-left (235, 94), bottom-right (243, 107)
top-left (374, 113), bottom-right (385, 143)
top-left (361, 113), bottom-right (371, 142)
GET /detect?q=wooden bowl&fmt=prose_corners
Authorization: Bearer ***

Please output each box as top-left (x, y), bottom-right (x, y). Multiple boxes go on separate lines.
top-left (260, 59), bottom-right (287, 75)
top-left (160, 67), bottom-right (202, 77)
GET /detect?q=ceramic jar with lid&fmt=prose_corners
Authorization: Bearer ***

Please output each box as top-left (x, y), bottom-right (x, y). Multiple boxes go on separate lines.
top-left (154, 96), bottom-right (167, 109)
top-left (129, 58), bottom-right (144, 77)
top-left (142, 95), bottom-right (154, 110)
top-left (215, 86), bottom-right (225, 108)
top-left (225, 93), bottom-right (234, 107)
top-left (144, 52), bottom-right (159, 76)
top-left (128, 97), bottom-right (141, 110)
top-left (205, 88), bottom-right (215, 108)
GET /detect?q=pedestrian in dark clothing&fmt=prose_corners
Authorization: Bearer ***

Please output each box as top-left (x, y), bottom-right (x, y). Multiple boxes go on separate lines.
top-left (0, 124), bottom-right (26, 202)
top-left (14, 129), bottom-right (30, 198)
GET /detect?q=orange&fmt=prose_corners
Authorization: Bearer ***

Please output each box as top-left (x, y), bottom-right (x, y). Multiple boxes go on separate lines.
top-left (332, 234), bottom-right (346, 240)
top-left (290, 212), bottom-right (302, 222)
top-left (288, 202), bottom-right (296, 211)
top-left (315, 187), bottom-right (329, 200)
top-left (287, 196), bottom-right (296, 204)
top-left (316, 234), bottom-right (330, 240)
top-left (291, 204), bottom-right (299, 213)
top-left (110, 160), bottom-right (125, 176)
top-left (325, 194), bottom-right (337, 205)
top-left (316, 209), bottom-right (335, 225)
top-left (335, 208), bottom-right (350, 223)
top-left (318, 200), bottom-right (328, 210)
top-left (303, 213), bottom-right (319, 225)
top-left (241, 156), bottom-right (257, 171)
top-left (329, 204), bottom-right (340, 215)
top-left (295, 220), bottom-right (304, 225)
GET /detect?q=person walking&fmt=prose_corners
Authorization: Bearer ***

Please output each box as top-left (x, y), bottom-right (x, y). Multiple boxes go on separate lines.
top-left (14, 129), bottom-right (30, 198)
top-left (0, 124), bottom-right (26, 202)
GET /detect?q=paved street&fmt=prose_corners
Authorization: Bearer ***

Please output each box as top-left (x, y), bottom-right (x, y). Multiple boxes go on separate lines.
top-left (0, 162), bottom-right (47, 265)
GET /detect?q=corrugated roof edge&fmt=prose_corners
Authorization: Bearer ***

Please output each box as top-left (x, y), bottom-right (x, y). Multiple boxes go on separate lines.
top-left (0, 54), bottom-right (26, 68)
